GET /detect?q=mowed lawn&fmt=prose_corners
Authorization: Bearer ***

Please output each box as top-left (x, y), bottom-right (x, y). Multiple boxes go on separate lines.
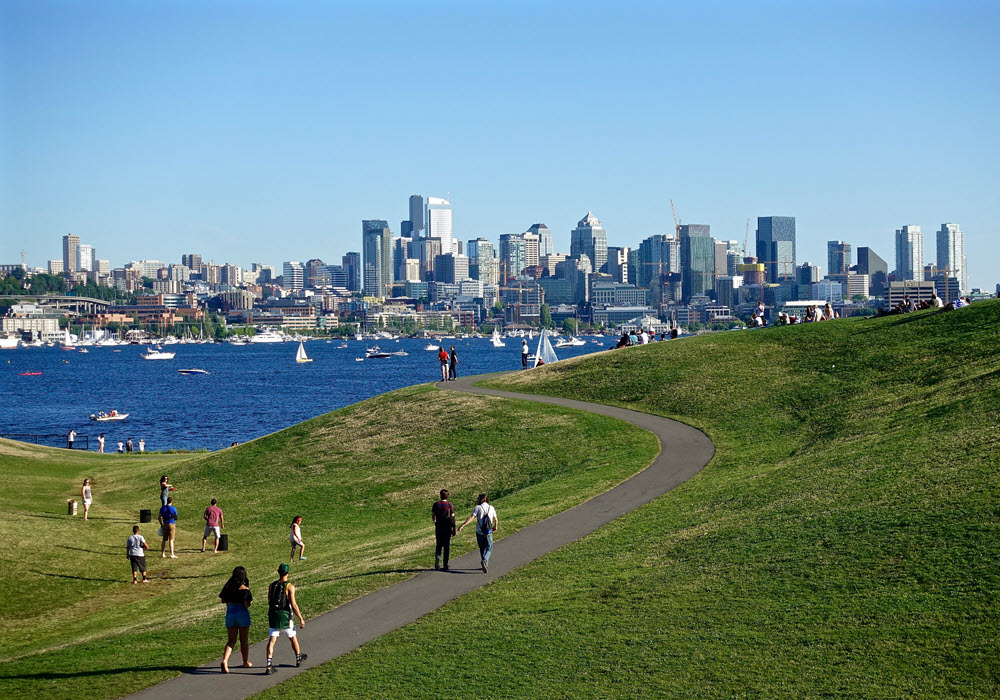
top-left (0, 384), bottom-right (658, 699)
top-left (255, 302), bottom-right (1000, 699)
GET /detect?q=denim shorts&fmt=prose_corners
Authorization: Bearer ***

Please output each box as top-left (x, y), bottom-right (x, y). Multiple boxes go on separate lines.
top-left (225, 604), bottom-right (251, 628)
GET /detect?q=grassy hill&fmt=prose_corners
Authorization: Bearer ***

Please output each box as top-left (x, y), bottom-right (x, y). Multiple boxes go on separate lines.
top-left (0, 385), bottom-right (658, 699)
top-left (254, 302), bottom-right (1000, 699)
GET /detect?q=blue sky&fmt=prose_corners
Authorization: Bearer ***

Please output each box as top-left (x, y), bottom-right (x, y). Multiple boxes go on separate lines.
top-left (2, 0), bottom-right (998, 288)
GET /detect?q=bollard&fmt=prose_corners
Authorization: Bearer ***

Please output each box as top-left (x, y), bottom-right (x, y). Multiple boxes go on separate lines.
top-left (139, 509), bottom-right (151, 523)
top-left (218, 534), bottom-right (229, 551)
top-left (68, 499), bottom-right (77, 516)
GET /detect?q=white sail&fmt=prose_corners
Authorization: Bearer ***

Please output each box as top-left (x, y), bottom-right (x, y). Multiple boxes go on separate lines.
top-left (295, 341), bottom-right (312, 363)
top-left (533, 329), bottom-right (558, 368)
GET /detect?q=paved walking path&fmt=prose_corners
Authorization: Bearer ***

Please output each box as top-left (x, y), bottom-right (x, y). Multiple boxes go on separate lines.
top-left (128, 373), bottom-right (715, 700)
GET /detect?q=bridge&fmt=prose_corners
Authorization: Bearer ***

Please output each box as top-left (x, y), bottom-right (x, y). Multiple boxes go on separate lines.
top-left (0, 295), bottom-right (113, 314)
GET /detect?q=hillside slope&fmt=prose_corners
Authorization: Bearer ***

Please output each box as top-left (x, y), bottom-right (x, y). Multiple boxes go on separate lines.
top-left (257, 302), bottom-right (1000, 699)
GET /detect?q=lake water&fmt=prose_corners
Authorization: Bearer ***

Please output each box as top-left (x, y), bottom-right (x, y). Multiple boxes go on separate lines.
top-left (0, 337), bottom-right (609, 451)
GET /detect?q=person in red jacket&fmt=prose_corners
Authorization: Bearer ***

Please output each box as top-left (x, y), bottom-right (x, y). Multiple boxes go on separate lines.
top-left (437, 347), bottom-right (449, 382)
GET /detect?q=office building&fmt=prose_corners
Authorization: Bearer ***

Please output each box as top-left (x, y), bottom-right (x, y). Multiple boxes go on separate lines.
top-left (527, 223), bottom-right (553, 257)
top-left (636, 235), bottom-right (680, 289)
top-left (362, 220), bottom-right (393, 298)
top-left (894, 225), bottom-right (924, 281)
top-left (936, 223), bottom-right (967, 294)
top-left (426, 197), bottom-right (453, 256)
top-left (418, 237), bottom-right (442, 281)
top-left (856, 247), bottom-right (888, 298)
top-left (48, 260), bottom-right (64, 275)
top-left (342, 252), bottom-right (361, 292)
top-left (282, 261), bottom-right (305, 290)
top-left (797, 262), bottom-right (821, 285)
top-left (678, 225), bottom-right (714, 302)
top-left (570, 211), bottom-right (607, 274)
top-left (77, 244), bottom-right (95, 272)
top-left (827, 241), bottom-right (852, 275)
top-left (522, 232), bottom-right (540, 268)
top-left (756, 216), bottom-right (796, 281)
top-left (468, 238), bottom-right (499, 285)
top-left (62, 234), bottom-right (80, 273)
top-left (182, 254), bottom-right (202, 270)
top-left (409, 195), bottom-right (424, 236)
top-left (499, 233), bottom-right (527, 278)
top-left (434, 253), bottom-right (469, 284)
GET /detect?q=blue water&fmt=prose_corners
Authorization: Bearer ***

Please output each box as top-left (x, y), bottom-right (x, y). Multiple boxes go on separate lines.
top-left (0, 337), bottom-right (609, 451)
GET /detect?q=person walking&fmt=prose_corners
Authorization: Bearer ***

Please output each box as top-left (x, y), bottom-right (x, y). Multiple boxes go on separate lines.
top-left (458, 493), bottom-right (499, 573)
top-left (521, 339), bottom-right (529, 369)
top-left (431, 488), bottom-right (456, 571)
top-left (126, 437), bottom-right (134, 454)
top-left (160, 475), bottom-right (173, 507)
top-left (448, 345), bottom-right (458, 381)
top-left (289, 516), bottom-right (306, 562)
top-left (126, 525), bottom-right (150, 584)
top-left (97, 434), bottom-right (105, 454)
top-left (202, 498), bottom-right (225, 553)
top-left (219, 565), bottom-right (253, 673)
top-left (67, 429), bottom-right (76, 449)
top-left (437, 346), bottom-right (449, 382)
top-left (158, 496), bottom-right (178, 558)
top-left (81, 478), bottom-right (93, 521)
top-left (138, 438), bottom-right (146, 453)
top-left (264, 563), bottom-right (307, 674)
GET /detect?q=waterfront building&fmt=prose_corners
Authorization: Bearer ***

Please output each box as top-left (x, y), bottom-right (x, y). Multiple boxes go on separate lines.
top-left (570, 211), bottom-right (607, 274)
top-left (827, 241), bottom-right (852, 275)
top-left (362, 220), bottom-right (393, 298)
top-left (894, 225), bottom-right (924, 281)
top-left (936, 223), bottom-right (967, 294)
top-left (527, 223), bottom-right (553, 257)
top-left (62, 234), bottom-right (80, 274)
top-left (282, 261), bottom-right (305, 290)
top-left (426, 197), bottom-right (453, 256)
top-left (756, 216), bottom-right (797, 282)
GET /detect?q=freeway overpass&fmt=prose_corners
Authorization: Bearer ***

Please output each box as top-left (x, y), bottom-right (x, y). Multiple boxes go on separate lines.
top-left (0, 295), bottom-right (113, 314)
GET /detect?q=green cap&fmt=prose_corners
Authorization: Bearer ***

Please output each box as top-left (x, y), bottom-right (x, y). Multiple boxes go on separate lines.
top-left (278, 563), bottom-right (290, 575)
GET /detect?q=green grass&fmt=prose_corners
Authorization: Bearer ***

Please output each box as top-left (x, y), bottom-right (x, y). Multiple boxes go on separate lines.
top-left (254, 302), bottom-right (1000, 699)
top-left (0, 385), bottom-right (658, 699)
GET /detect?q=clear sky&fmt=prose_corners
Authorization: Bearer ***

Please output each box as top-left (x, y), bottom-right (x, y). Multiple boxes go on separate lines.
top-left (2, 0), bottom-right (998, 288)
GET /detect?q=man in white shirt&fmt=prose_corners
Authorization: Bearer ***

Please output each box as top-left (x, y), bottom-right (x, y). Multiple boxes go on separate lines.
top-left (458, 494), bottom-right (499, 573)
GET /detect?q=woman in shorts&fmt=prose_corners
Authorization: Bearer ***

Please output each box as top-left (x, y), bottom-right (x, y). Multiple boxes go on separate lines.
top-left (289, 515), bottom-right (306, 562)
top-left (81, 478), bottom-right (93, 521)
top-left (219, 566), bottom-right (253, 673)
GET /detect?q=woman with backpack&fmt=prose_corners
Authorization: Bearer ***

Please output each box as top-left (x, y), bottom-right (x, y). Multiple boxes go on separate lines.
top-left (458, 493), bottom-right (499, 573)
top-left (219, 566), bottom-right (253, 673)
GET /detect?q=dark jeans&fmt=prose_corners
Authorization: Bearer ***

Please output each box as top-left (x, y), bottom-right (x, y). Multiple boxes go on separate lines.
top-left (476, 531), bottom-right (494, 565)
top-left (521, 353), bottom-right (528, 369)
top-left (449, 365), bottom-right (457, 380)
top-left (435, 530), bottom-right (452, 565)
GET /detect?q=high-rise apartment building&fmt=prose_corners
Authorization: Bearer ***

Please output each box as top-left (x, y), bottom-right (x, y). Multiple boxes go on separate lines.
top-left (426, 198), bottom-right (453, 256)
top-left (527, 223), bottom-right (553, 257)
top-left (827, 241), bottom-right (852, 275)
top-left (341, 252), bottom-right (361, 292)
top-left (522, 232), bottom-right (540, 268)
top-left (678, 225), bottom-right (714, 301)
top-left (62, 234), bottom-right (80, 274)
top-left (362, 220), bottom-right (393, 297)
top-left (468, 238), bottom-right (499, 285)
top-left (182, 254), bottom-right (203, 271)
top-left (77, 244), bottom-right (95, 272)
top-left (282, 261), bottom-right (305, 290)
top-left (894, 225), bottom-right (924, 281)
top-left (570, 212), bottom-right (607, 274)
top-left (936, 223), bottom-right (967, 293)
top-left (499, 233), bottom-right (527, 278)
top-left (756, 217), bottom-right (796, 281)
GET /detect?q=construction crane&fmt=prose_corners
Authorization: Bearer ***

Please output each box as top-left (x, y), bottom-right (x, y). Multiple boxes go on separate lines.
top-left (670, 200), bottom-right (680, 238)
top-left (742, 219), bottom-right (750, 258)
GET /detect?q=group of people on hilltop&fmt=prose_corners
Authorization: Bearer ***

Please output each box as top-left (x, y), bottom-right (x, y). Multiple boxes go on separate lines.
top-left (877, 293), bottom-right (977, 316)
top-left (614, 327), bottom-right (677, 348)
top-left (437, 345), bottom-right (459, 381)
top-left (774, 302), bottom-right (839, 326)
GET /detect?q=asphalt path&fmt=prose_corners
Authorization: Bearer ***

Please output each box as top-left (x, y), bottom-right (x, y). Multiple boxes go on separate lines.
top-left (126, 373), bottom-right (715, 700)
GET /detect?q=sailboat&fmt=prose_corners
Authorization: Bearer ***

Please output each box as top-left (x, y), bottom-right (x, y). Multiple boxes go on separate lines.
top-left (533, 329), bottom-right (559, 368)
top-left (491, 329), bottom-right (505, 347)
top-left (295, 341), bottom-right (313, 363)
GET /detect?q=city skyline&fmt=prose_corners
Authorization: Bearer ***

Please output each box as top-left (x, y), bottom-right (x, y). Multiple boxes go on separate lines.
top-left (2, 1), bottom-right (997, 289)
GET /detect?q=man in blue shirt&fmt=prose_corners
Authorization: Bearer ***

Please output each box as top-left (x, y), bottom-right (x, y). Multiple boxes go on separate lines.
top-left (158, 496), bottom-right (178, 559)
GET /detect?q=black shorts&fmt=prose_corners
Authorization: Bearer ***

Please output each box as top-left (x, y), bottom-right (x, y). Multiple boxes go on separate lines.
top-left (129, 555), bottom-right (147, 573)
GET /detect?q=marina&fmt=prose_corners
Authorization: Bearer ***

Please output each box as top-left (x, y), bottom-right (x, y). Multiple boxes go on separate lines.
top-left (0, 335), bottom-right (608, 451)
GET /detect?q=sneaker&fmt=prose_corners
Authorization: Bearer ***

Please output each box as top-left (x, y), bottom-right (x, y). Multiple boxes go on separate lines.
top-left (481, 560), bottom-right (487, 573)
top-left (265, 665), bottom-right (276, 675)
top-left (296, 654), bottom-right (308, 667)
top-left (170, 555), bottom-right (178, 559)
top-left (299, 556), bottom-right (307, 560)
top-left (434, 557), bottom-right (440, 570)
top-left (141, 579), bottom-right (149, 584)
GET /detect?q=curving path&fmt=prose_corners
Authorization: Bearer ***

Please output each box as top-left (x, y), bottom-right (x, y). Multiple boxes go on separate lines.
top-left (127, 373), bottom-right (715, 700)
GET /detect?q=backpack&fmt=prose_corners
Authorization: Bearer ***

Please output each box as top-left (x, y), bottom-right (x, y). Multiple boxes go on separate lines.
top-left (268, 580), bottom-right (289, 614)
top-left (478, 506), bottom-right (492, 534)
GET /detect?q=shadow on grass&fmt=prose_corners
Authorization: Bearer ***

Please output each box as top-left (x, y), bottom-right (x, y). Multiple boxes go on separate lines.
top-left (30, 570), bottom-right (121, 583)
top-left (0, 664), bottom-right (192, 681)
top-left (56, 544), bottom-right (121, 556)
top-left (311, 567), bottom-right (425, 584)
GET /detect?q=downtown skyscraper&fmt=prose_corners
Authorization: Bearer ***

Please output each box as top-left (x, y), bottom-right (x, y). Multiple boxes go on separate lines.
top-left (570, 212), bottom-right (607, 274)
top-left (426, 197), bottom-right (453, 256)
top-left (755, 217), bottom-right (796, 282)
top-left (936, 223), bottom-right (967, 293)
top-left (362, 219), bottom-right (393, 298)
top-left (895, 225), bottom-right (924, 281)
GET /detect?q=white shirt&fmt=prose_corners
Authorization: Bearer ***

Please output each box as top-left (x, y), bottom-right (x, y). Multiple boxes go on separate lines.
top-left (127, 534), bottom-right (147, 557)
top-left (472, 503), bottom-right (497, 534)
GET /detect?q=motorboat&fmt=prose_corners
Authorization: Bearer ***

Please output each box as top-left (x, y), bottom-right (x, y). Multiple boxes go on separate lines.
top-left (425, 343), bottom-right (440, 351)
top-left (178, 368), bottom-right (209, 375)
top-left (0, 336), bottom-right (19, 350)
top-left (78, 348), bottom-right (89, 354)
top-left (90, 411), bottom-right (129, 421)
top-left (365, 346), bottom-right (392, 359)
top-left (143, 348), bottom-right (176, 360)
top-left (248, 330), bottom-right (284, 343)
top-left (295, 341), bottom-right (313, 363)
top-left (555, 336), bottom-right (586, 348)
top-left (229, 338), bottom-right (248, 346)
top-left (390, 350), bottom-right (408, 356)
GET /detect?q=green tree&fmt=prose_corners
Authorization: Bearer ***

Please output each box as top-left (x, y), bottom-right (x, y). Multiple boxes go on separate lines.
top-left (539, 303), bottom-right (553, 328)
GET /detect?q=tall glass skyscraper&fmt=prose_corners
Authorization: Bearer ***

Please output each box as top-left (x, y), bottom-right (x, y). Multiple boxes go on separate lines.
top-left (936, 223), bottom-right (967, 293)
top-left (856, 247), bottom-right (888, 298)
top-left (756, 217), bottom-right (796, 282)
top-left (678, 225), bottom-right (714, 301)
top-left (409, 195), bottom-right (424, 235)
top-left (894, 225), bottom-right (924, 281)
top-left (570, 212), bottom-right (607, 274)
top-left (527, 223), bottom-right (553, 257)
top-left (827, 241), bottom-right (852, 275)
top-left (426, 198), bottom-right (453, 256)
top-left (637, 234), bottom-right (680, 288)
top-left (362, 220), bottom-right (393, 297)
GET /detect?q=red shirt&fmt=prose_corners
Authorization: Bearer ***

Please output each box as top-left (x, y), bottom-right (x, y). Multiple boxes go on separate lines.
top-left (204, 505), bottom-right (223, 527)
top-left (438, 349), bottom-right (449, 363)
